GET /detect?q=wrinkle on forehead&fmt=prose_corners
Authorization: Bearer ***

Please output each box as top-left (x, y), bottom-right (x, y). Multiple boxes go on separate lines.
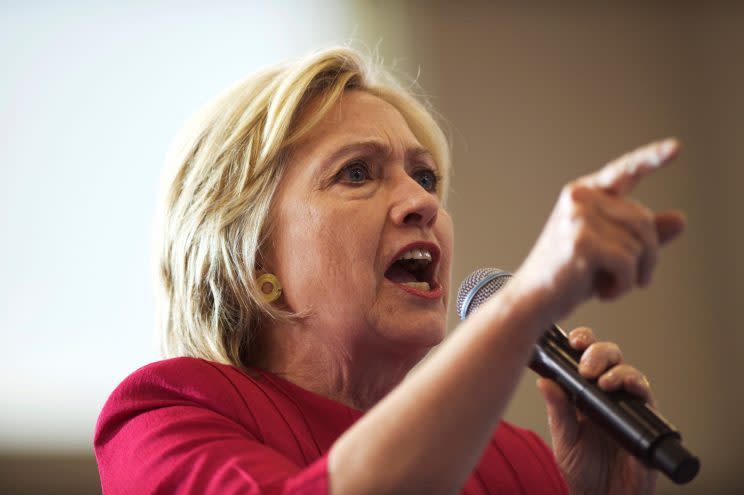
top-left (291, 90), bottom-right (428, 163)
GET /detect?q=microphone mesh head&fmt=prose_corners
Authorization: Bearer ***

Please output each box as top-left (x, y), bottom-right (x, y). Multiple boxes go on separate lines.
top-left (456, 268), bottom-right (512, 319)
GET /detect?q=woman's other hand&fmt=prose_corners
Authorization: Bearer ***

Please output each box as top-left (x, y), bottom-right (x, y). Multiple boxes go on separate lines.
top-left (537, 327), bottom-right (658, 495)
top-left (513, 139), bottom-right (686, 323)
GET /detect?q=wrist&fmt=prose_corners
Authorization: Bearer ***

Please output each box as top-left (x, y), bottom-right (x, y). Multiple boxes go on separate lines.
top-left (493, 271), bottom-right (562, 335)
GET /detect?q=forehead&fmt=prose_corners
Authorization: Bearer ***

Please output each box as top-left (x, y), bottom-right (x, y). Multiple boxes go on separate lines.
top-left (292, 90), bottom-right (423, 156)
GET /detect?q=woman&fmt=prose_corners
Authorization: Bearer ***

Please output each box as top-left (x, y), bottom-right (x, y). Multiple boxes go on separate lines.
top-left (94, 47), bottom-right (685, 494)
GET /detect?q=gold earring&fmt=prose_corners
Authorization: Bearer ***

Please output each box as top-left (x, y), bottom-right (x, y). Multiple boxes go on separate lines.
top-left (257, 273), bottom-right (282, 303)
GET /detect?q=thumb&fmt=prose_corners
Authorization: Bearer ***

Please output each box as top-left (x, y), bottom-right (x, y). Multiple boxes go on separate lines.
top-left (537, 378), bottom-right (580, 450)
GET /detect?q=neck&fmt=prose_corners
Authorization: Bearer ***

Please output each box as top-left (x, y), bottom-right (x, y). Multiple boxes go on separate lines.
top-left (253, 322), bottom-right (430, 411)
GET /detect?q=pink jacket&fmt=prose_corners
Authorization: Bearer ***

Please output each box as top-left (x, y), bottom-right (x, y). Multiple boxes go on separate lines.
top-left (94, 357), bottom-right (568, 494)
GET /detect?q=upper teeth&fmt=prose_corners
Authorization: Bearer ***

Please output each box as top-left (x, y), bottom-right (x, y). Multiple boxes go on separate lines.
top-left (398, 248), bottom-right (433, 262)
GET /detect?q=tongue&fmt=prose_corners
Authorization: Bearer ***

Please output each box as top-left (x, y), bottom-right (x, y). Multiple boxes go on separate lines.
top-left (385, 262), bottom-right (418, 284)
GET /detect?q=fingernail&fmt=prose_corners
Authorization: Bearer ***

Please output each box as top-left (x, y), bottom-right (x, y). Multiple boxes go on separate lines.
top-left (659, 138), bottom-right (677, 156)
top-left (647, 139), bottom-right (676, 167)
top-left (571, 334), bottom-right (587, 348)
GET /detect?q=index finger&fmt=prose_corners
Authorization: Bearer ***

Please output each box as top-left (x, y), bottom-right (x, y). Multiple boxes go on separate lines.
top-left (581, 138), bottom-right (679, 196)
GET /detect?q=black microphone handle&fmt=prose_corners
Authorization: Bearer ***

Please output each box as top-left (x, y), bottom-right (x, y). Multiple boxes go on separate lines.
top-left (530, 324), bottom-right (700, 484)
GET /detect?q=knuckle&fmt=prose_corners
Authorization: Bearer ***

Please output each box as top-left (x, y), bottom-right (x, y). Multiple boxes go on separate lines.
top-left (596, 342), bottom-right (621, 361)
top-left (582, 342), bottom-right (599, 358)
top-left (613, 363), bottom-right (634, 377)
top-left (580, 349), bottom-right (600, 372)
top-left (563, 181), bottom-right (591, 202)
top-left (573, 229), bottom-right (593, 253)
top-left (623, 369), bottom-right (644, 386)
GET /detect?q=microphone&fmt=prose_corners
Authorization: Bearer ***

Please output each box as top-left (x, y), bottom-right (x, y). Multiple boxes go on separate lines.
top-left (457, 268), bottom-right (700, 485)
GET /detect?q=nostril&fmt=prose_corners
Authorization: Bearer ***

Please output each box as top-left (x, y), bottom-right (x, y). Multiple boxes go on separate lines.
top-left (403, 212), bottom-right (423, 224)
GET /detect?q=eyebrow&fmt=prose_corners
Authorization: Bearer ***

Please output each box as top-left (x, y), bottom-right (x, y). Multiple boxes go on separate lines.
top-left (321, 139), bottom-right (436, 169)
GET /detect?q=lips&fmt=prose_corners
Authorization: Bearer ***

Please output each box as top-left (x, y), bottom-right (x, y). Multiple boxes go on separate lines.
top-left (384, 242), bottom-right (442, 298)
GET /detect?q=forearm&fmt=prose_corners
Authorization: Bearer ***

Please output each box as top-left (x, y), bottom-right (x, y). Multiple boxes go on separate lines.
top-left (328, 279), bottom-right (552, 495)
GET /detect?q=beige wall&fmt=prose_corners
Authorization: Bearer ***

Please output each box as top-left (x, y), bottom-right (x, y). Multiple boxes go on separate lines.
top-left (367, 2), bottom-right (742, 493)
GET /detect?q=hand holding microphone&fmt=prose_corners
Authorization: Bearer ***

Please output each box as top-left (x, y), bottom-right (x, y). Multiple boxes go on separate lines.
top-left (458, 269), bottom-right (699, 486)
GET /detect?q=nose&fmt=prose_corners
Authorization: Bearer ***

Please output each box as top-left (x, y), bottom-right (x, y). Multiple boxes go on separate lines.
top-left (389, 174), bottom-right (440, 228)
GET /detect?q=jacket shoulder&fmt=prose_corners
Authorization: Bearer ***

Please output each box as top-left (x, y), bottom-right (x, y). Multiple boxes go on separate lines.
top-left (95, 357), bottom-right (259, 444)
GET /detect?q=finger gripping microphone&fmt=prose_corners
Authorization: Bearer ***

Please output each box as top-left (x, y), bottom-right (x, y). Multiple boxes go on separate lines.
top-left (457, 268), bottom-right (700, 484)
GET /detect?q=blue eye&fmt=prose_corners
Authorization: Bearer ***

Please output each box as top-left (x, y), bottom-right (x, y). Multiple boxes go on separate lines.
top-left (412, 168), bottom-right (439, 192)
top-left (338, 160), bottom-right (370, 184)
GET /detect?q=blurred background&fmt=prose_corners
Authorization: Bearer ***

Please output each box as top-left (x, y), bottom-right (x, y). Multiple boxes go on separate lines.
top-left (1, 1), bottom-right (741, 493)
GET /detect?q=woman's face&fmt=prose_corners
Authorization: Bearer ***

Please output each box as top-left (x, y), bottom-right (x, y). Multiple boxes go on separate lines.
top-left (266, 90), bottom-right (453, 355)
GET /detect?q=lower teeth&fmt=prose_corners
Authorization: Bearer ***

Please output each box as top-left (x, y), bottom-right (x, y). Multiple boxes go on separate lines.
top-left (401, 281), bottom-right (431, 291)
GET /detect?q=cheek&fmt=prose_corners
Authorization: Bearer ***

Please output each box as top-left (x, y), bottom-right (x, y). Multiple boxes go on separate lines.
top-left (437, 211), bottom-right (455, 271)
top-left (273, 199), bottom-right (383, 307)
top-left (318, 209), bottom-right (382, 286)
top-left (436, 210), bottom-right (455, 306)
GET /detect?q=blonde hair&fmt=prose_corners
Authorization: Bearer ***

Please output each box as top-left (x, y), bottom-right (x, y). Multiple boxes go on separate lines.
top-left (156, 46), bottom-right (451, 370)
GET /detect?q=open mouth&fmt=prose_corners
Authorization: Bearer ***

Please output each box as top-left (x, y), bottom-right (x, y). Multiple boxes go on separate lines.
top-left (384, 244), bottom-right (439, 294)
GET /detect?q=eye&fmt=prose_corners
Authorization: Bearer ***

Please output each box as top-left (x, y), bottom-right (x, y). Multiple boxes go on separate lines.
top-left (337, 160), bottom-right (371, 185)
top-left (412, 168), bottom-right (439, 193)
